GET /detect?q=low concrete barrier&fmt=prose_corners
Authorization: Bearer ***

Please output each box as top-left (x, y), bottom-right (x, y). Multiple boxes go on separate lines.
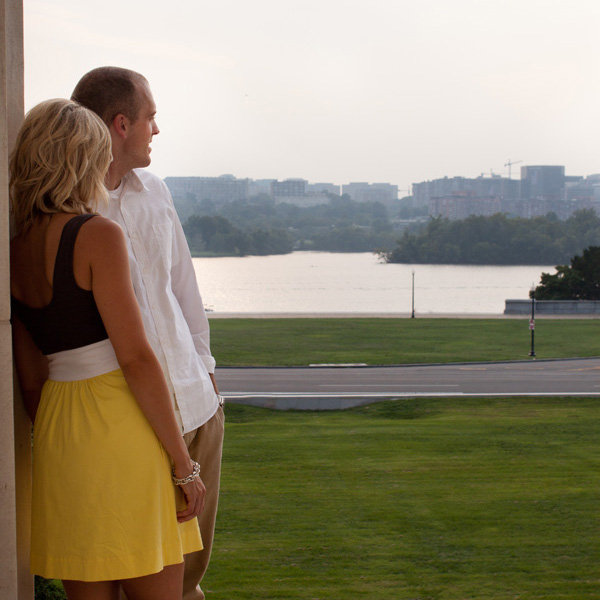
top-left (505, 299), bottom-right (600, 315)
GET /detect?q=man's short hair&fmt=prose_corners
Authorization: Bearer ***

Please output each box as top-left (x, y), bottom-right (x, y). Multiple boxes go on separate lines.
top-left (71, 66), bottom-right (148, 126)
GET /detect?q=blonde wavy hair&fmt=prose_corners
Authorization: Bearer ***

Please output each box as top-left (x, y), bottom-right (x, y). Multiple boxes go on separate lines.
top-left (10, 98), bottom-right (112, 234)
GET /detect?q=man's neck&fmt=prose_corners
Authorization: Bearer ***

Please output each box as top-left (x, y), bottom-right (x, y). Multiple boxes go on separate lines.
top-left (105, 163), bottom-right (131, 191)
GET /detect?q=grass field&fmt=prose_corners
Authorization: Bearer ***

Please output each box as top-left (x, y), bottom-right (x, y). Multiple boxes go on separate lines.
top-left (34, 318), bottom-right (600, 599)
top-left (201, 398), bottom-right (600, 600)
top-left (36, 396), bottom-right (600, 600)
top-left (209, 317), bottom-right (600, 366)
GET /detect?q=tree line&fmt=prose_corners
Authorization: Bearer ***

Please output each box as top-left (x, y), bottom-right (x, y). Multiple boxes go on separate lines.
top-left (177, 194), bottom-right (400, 256)
top-left (381, 210), bottom-right (600, 265)
top-left (533, 246), bottom-right (600, 299)
top-left (183, 214), bottom-right (293, 256)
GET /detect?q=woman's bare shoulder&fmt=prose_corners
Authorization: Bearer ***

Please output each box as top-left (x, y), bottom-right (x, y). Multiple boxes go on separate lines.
top-left (84, 214), bottom-right (123, 235)
top-left (80, 215), bottom-right (125, 242)
top-left (77, 215), bottom-right (127, 260)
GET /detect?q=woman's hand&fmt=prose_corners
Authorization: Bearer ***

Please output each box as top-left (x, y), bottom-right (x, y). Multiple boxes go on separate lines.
top-left (176, 475), bottom-right (207, 523)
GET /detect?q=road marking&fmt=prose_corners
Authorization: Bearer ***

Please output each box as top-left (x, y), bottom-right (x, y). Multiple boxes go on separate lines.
top-left (318, 384), bottom-right (459, 388)
top-left (223, 391), bottom-right (600, 399)
top-left (309, 363), bottom-right (368, 367)
top-left (223, 392), bottom-right (464, 398)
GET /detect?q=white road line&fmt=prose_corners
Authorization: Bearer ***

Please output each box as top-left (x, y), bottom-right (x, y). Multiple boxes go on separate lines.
top-left (223, 391), bottom-right (600, 398)
top-left (318, 384), bottom-right (460, 388)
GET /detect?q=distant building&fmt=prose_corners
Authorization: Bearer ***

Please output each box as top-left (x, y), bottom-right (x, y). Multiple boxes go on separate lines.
top-left (306, 182), bottom-right (340, 195)
top-left (519, 165), bottom-right (565, 201)
top-left (165, 175), bottom-right (405, 207)
top-left (248, 179), bottom-right (276, 197)
top-left (269, 179), bottom-right (334, 206)
top-left (167, 175), bottom-right (339, 207)
top-left (412, 175), bottom-right (518, 208)
top-left (341, 182), bottom-right (398, 204)
top-left (412, 166), bottom-right (593, 220)
top-left (165, 175), bottom-right (249, 203)
top-left (272, 194), bottom-right (331, 207)
top-left (271, 179), bottom-right (308, 197)
top-left (429, 194), bottom-right (502, 220)
top-left (565, 174), bottom-right (600, 202)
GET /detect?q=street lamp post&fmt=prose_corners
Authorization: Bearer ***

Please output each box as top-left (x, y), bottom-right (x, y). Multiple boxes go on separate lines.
top-left (529, 289), bottom-right (536, 358)
top-left (411, 270), bottom-right (415, 319)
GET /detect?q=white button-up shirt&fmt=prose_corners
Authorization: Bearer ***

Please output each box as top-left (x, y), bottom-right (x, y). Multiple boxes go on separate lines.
top-left (101, 169), bottom-right (218, 434)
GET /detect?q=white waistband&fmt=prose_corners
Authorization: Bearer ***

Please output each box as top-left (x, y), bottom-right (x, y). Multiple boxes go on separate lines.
top-left (47, 338), bottom-right (120, 381)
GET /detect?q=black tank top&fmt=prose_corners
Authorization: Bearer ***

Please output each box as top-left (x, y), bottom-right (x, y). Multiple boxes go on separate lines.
top-left (11, 214), bottom-right (109, 355)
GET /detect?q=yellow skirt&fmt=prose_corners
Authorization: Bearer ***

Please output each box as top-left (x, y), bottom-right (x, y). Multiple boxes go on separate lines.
top-left (31, 369), bottom-right (202, 581)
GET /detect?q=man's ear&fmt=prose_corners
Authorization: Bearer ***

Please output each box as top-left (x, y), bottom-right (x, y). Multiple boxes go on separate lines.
top-left (110, 114), bottom-right (129, 140)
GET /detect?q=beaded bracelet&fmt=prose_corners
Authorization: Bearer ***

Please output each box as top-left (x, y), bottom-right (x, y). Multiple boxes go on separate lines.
top-left (172, 460), bottom-right (201, 486)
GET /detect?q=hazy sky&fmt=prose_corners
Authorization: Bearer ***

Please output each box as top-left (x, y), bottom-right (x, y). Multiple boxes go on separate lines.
top-left (24, 0), bottom-right (600, 188)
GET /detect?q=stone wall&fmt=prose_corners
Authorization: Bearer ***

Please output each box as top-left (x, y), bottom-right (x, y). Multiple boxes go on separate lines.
top-left (505, 299), bottom-right (600, 315)
top-left (0, 1), bottom-right (30, 598)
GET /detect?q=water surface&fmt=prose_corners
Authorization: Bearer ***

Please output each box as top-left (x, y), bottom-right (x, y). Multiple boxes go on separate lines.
top-left (192, 252), bottom-right (554, 314)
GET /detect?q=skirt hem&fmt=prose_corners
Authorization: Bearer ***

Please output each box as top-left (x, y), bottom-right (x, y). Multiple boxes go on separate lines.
top-left (31, 539), bottom-right (203, 582)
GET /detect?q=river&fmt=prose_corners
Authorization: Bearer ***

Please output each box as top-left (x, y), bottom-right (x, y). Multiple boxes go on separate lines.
top-left (192, 252), bottom-right (555, 315)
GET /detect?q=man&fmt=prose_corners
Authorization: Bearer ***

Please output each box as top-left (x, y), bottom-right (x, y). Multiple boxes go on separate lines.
top-left (72, 67), bottom-right (224, 600)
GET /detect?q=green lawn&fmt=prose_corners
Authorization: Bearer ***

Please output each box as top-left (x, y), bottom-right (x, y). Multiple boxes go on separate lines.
top-left (36, 396), bottom-right (600, 600)
top-left (202, 398), bottom-right (600, 600)
top-left (209, 317), bottom-right (600, 366)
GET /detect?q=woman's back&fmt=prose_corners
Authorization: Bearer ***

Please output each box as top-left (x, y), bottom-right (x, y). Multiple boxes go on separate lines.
top-left (11, 213), bottom-right (92, 305)
top-left (11, 214), bottom-right (108, 355)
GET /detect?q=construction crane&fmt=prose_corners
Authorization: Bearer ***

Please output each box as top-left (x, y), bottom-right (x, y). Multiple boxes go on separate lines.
top-left (504, 159), bottom-right (522, 179)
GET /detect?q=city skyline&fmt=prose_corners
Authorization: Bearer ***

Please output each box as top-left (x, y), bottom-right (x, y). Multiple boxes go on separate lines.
top-left (24, 0), bottom-right (600, 185)
top-left (165, 162), bottom-right (596, 192)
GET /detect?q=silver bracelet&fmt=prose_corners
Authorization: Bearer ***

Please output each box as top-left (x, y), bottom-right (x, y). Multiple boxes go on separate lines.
top-left (172, 460), bottom-right (201, 486)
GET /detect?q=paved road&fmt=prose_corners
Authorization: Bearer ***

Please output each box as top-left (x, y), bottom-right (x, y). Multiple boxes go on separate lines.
top-left (216, 358), bottom-right (600, 409)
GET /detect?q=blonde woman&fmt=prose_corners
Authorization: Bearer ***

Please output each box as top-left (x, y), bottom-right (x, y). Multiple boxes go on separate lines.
top-left (10, 99), bottom-right (204, 600)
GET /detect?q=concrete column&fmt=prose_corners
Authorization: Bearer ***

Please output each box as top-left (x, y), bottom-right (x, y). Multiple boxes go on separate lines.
top-left (0, 1), bottom-right (31, 599)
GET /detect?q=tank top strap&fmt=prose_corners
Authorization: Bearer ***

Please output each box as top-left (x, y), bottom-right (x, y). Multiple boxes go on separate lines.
top-left (52, 214), bottom-right (98, 293)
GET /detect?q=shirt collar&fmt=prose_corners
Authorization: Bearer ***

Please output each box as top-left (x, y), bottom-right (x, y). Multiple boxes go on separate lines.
top-left (123, 169), bottom-right (150, 193)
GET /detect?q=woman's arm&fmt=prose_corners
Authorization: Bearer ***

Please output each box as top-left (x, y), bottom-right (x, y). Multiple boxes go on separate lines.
top-left (12, 315), bottom-right (48, 423)
top-left (81, 216), bottom-right (205, 521)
